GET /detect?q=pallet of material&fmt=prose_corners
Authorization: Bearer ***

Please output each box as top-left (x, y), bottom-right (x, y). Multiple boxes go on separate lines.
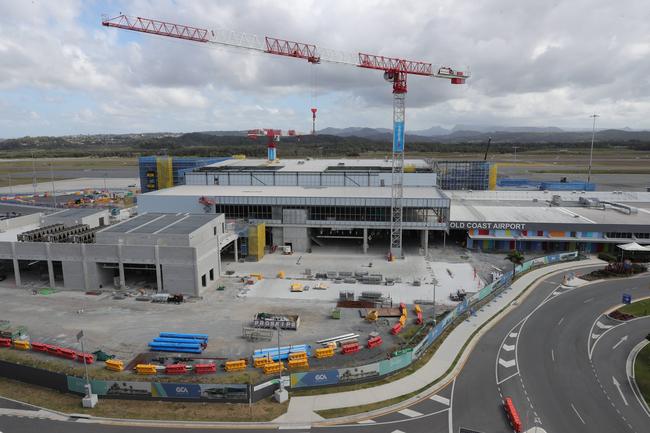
top-left (360, 308), bottom-right (402, 318)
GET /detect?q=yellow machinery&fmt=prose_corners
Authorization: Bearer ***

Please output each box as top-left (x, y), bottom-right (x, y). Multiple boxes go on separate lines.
top-left (366, 310), bottom-right (379, 321)
top-left (290, 282), bottom-right (304, 292)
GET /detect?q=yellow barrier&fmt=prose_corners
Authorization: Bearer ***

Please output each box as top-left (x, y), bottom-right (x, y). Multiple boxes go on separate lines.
top-left (105, 359), bottom-right (124, 372)
top-left (288, 351), bottom-right (307, 361)
top-left (254, 357), bottom-right (272, 368)
top-left (224, 359), bottom-right (247, 372)
top-left (277, 271), bottom-right (285, 279)
top-left (13, 340), bottom-right (30, 350)
top-left (288, 358), bottom-right (309, 369)
top-left (414, 304), bottom-right (422, 314)
top-left (399, 315), bottom-right (407, 326)
top-left (315, 347), bottom-right (335, 358)
top-left (250, 273), bottom-right (264, 280)
top-left (136, 364), bottom-right (158, 375)
top-left (263, 361), bottom-right (285, 375)
top-left (263, 361), bottom-right (283, 374)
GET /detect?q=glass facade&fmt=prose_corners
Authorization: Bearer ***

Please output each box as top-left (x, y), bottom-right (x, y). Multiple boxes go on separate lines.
top-left (435, 161), bottom-right (492, 190)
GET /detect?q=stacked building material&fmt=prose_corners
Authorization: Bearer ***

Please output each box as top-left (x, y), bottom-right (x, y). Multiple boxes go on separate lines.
top-left (253, 344), bottom-right (311, 361)
top-left (148, 332), bottom-right (208, 354)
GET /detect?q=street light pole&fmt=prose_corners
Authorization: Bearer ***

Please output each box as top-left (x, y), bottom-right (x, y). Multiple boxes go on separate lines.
top-left (588, 113), bottom-right (600, 184)
top-left (77, 330), bottom-right (97, 408)
top-left (273, 325), bottom-right (288, 403)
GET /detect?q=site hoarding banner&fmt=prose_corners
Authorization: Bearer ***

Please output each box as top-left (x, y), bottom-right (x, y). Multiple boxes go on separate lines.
top-left (413, 332), bottom-right (433, 359)
top-left (67, 376), bottom-right (151, 397)
top-left (379, 351), bottom-right (412, 375)
top-left (151, 382), bottom-right (202, 398)
top-left (338, 363), bottom-right (380, 383)
top-left (200, 383), bottom-right (248, 400)
top-left (291, 369), bottom-right (339, 388)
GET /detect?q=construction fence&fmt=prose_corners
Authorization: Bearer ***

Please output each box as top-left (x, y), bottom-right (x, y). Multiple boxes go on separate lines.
top-left (289, 250), bottom-right (580, 389)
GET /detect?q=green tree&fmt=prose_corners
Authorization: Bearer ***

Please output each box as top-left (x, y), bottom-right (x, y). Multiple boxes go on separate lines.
top-left (506, 250), bottom-right (525, 280)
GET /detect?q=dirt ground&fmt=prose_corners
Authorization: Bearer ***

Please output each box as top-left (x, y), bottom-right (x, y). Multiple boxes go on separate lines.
top-left (0, 243), bottom-right (505, 379)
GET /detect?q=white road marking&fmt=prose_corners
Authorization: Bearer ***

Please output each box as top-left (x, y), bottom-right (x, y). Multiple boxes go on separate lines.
top-left (278, 425), bottom-right (311, 430)
top-left (571, 403), bottom-right (586, 424)
top-left (357, 419), bottom-right (376, 424)
top-left (557, 317), bottom-right (564, 326)
top-left (583, 297), bottom-right (594, 303)
top-left (499, 358), bottom-right (516, 368)
top-left (497, 372), bottom-right (519, 385)
top-left (430, 394), bottom-right (450, 406)
top-left (596, 321), bottom-right (613, 330)
top-left (612, 376), bottom-right (629, 406)
top-left (391, 430), bottom-right (406, 433)
top-left (612, 335), bottom-right (628, 350)
top-left (591, 333), bottom-right (600, 340)
top-left (551, 349), bottom-right (555, 362)
top-left (398, 408), bottom-right (423, 418)
top-left (448, 378), bottom-right (455, 433)
top-left (502, 343), bottom-right (515, 351)
top-left (509, 332), bottom-right (518, 338)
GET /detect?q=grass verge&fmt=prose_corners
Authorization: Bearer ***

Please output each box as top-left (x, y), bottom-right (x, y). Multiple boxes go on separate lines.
top-left (0, 349), bottom-right (263, 384)
top-left (619, 298), bottom-right (650, 318)
top-left (0, 376), bottom-right (287, 422)
top-left (634, 342), bottom-right (650, 407)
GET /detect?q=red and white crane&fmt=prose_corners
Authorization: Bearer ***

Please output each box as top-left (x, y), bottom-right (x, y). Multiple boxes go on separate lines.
top-left (101, 14), bottom-right (469, 258)
top-left (247, 128), bottom-right (298, 162)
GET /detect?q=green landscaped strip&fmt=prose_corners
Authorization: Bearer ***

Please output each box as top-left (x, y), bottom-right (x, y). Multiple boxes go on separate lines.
top-left (619, 298), bottom-right (650, 318)
top-left (634, 343), bottom-right (650, 407)
top-left (0, 377), bottom-right (287, 422)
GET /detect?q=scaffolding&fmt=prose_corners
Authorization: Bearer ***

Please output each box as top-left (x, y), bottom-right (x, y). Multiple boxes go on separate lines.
top-left (435, 161), bottom-right (493, 191)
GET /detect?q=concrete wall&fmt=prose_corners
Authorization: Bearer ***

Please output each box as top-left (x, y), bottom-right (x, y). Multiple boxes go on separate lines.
top-left (138, 194), bottom-right (205, 214)
top-left (0, 240), bottom-right (213, 297)
top-left (283, 227), bottom-right (310, 252)
top-left (0, 213), bottom-right (41, 232)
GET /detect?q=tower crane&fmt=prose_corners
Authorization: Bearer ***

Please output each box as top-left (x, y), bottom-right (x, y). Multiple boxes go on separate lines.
top-left (101, 14), bottom-right (469, 259)
top-left (247, 128), bottom-right (298, 162)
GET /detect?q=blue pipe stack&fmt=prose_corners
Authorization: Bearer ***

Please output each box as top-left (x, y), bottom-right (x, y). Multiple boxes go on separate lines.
top-left (148, 332), bottom-right (209, 354)
top-left (253, 344), bottom-right (311, 361)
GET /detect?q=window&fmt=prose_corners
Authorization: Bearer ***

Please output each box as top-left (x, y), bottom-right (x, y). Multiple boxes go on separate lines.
top-left (214, 227), bottom-right (217, 236)
top-left (209, 269), bottom-right (214, 280)
top-left (201, 274), bottom-right (207, 287)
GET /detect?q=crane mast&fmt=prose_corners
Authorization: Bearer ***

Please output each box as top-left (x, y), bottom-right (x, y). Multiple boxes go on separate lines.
top-left (101, 14), bottom-right (469, 259)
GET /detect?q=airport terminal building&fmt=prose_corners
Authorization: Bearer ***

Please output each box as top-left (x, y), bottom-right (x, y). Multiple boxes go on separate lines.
top-left (139, 159), bottom-right (650, 255)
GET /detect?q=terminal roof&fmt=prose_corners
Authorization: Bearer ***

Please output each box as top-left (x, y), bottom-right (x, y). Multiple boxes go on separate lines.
top-left (100, 213), bottom-right (218, 235)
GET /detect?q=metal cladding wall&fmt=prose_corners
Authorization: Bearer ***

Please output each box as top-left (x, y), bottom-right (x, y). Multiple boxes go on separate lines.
top-left (139, 157), bottom-right (230, 192)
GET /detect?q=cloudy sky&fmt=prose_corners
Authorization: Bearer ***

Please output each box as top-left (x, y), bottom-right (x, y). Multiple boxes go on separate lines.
top-left (1, 0), bottom-right (649, 137)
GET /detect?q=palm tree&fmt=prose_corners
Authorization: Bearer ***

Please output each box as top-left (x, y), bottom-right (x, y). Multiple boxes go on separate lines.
top-left (506, 250), bottom-right (525, 280)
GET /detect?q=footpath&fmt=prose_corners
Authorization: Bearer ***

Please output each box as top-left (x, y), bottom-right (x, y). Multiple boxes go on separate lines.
top-left (276, 257), bottom-right (603, 424)
top-left (0, 258), bottom-right (602, 429)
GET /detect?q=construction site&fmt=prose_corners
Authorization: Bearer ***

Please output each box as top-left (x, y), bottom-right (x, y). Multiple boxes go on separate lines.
top-left (0, 11), bottom-right (649, 406)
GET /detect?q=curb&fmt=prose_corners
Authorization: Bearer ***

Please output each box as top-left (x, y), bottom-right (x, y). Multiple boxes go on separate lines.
top-left (312, 259), bottom-right (604, 425)
top-left (0, 259), bottom-right (604, 429)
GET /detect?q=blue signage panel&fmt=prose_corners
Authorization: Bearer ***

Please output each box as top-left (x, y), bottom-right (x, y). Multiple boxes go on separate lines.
top-left (152, 382), bottom-right (202, 398)
top-left (622, 293), bottom-right (632, 304)
top-left (291, 369), bottom-right (339, 388)
top-left (393, 121), bottom-right (405, 153)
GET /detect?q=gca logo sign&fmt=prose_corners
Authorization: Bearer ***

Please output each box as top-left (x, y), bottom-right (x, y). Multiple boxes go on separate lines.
top-left (176, 386), bottom-right (189, 393)
top-left (314, 374), bottom-right (329, 381)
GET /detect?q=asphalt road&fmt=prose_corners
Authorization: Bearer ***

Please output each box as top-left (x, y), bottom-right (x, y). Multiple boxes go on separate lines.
top-left (2, 266), bottom-right (650, 433)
